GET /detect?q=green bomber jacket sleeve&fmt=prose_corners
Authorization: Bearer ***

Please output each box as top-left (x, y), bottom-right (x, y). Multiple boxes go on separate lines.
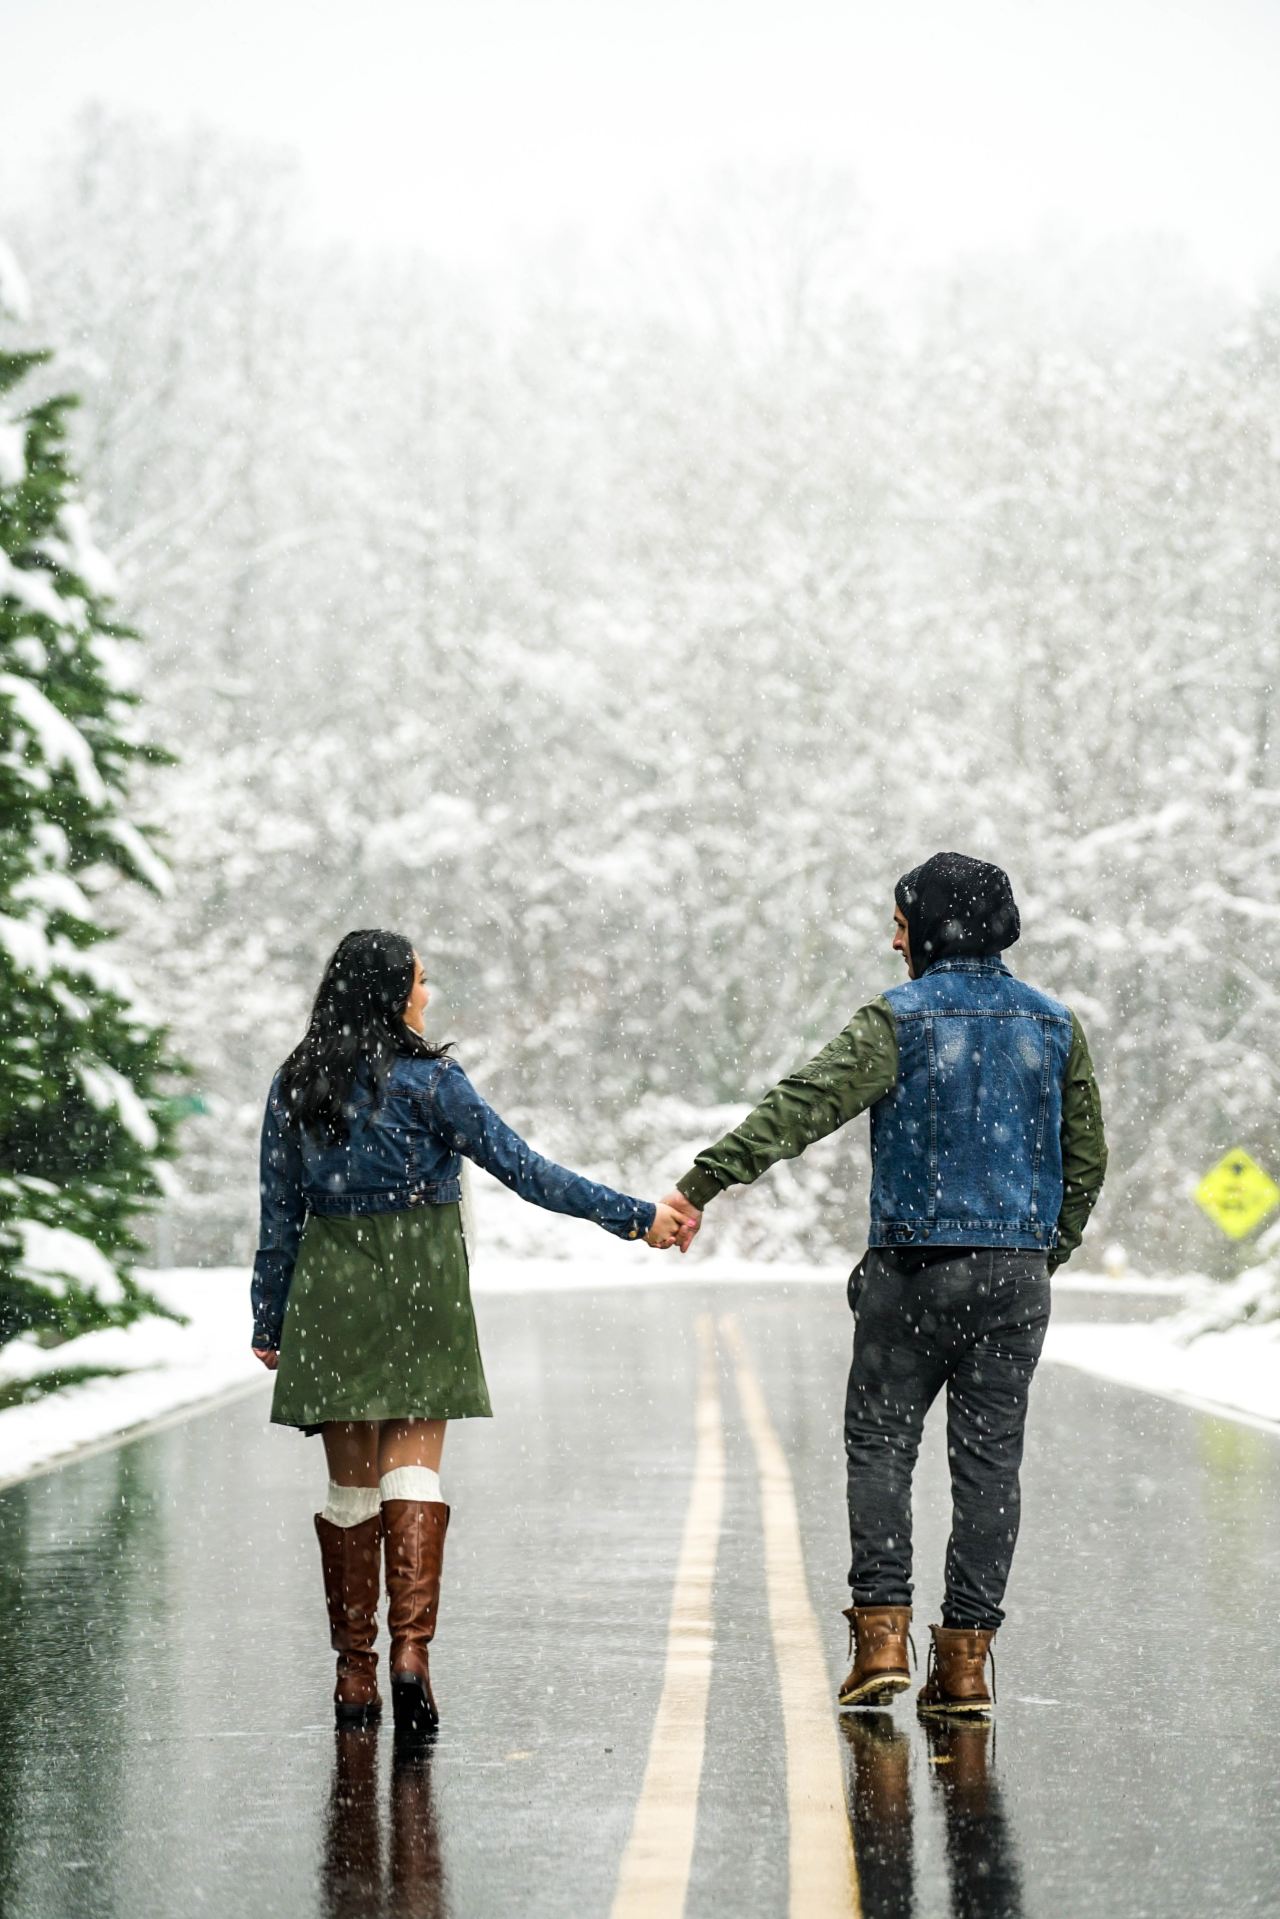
top-left (1050, 1012), bottom-right (1108, 1272)
top-left (675, 999), bottom-right (899, 1210)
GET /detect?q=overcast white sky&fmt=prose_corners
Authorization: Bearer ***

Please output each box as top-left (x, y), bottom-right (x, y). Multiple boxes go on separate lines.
top-left (4, 0), bottom-right (1280, 290)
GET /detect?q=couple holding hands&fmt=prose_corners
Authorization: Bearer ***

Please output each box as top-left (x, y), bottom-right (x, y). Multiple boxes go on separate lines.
top-left (251, 853), bottom-right (1106, 1739)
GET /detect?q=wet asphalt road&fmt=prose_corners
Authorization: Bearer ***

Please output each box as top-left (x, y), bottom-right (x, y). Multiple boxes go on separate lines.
top-left (0, 1278), bottom-right (1277, 1919)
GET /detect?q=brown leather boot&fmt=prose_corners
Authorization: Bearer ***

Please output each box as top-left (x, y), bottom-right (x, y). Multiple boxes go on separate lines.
top-left (314, 1511), bottom-right (383, 1727)
top-left (916, 1625), bottom-right (996, 1717)
top-left (838, 1605), bottom-right (913, 1708)
top-left (383, 1500), bottom-right (450, 1737)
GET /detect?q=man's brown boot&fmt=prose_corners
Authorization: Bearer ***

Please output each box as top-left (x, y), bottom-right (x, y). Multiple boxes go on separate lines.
top-left (383, 1500), bottom-right (450, 1737)
top-left (314, 1511), bottom-right (383, 1727)
top-left (838, 1605), bottom-right (913, 1709)
top-left (916, 1624), bottom-right (996, 1718)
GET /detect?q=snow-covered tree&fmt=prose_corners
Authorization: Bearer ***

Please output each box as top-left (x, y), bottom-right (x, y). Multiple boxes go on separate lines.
top-left (0, 260), bottom-right (182, 1350)
top-left (9, 120), bottom-right (1279, 1278)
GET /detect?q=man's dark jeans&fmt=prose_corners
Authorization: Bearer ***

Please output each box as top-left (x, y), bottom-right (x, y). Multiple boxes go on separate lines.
top-left (844, 1248), bottom-right (1051, 1631)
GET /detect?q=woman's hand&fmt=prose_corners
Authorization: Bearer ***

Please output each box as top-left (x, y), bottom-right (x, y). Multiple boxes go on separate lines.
top-left (252, 1346), bottom-right (279, 1370)
top-left (646, 1202), bottom-right (683, 1249)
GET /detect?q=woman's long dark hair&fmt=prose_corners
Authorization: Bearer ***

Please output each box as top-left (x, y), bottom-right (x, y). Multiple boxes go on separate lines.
top-left (278, 930), bottom-right (452, 1143)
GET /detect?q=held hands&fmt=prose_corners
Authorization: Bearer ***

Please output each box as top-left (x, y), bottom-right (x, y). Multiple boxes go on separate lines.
top-left (646, 1201), bottom-right (683, 1248)
top-left (252, 1347), bottom-right (279, 1370)
top-left (645, 1191), bottom-right (704, 1253)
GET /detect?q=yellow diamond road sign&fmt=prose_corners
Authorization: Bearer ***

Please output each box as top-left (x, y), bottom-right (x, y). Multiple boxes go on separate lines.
top-left (1194, 1149), bottom-right (1280, 1241)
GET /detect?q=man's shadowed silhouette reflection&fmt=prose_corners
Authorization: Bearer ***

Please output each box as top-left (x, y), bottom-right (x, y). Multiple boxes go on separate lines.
top-left (842, 1713), bottom-right (915, 1919)
top-left (924, 1721), bottom-right (1025, 1919)
top-left (322, 1729), bottom-right (449, 1919)
top-left (842, 1713), bottom-right (1026, 1919)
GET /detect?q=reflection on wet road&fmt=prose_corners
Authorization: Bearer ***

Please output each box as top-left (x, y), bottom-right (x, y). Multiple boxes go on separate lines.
top-left (843, 1713), bottom-right (1026, 1919)
top-left (0, 1279), bottom-right (1277, 1918)
top-left (323, 1731), bottom-right (447, 1919)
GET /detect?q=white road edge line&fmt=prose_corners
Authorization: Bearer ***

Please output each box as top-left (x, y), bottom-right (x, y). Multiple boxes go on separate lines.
top-left (610, 1311), bottom-right (726, 1919)
top-left (721, 1313), bottom-right (861, 1919)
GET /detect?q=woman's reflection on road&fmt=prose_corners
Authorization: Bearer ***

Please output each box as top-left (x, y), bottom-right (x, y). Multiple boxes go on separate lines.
top-left (322, 1730), bottom-right (449, 1919)
top-left (842, 1715), bottom-right (1026, 1919)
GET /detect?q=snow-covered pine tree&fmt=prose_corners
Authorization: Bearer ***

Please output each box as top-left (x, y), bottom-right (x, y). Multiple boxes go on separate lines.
top-left (0, 255), bottom-right (182, 1352)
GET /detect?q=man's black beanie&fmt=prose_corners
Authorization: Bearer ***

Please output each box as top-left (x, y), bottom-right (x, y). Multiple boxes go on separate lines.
top-left (894, 852), bottom-right (1020, 977)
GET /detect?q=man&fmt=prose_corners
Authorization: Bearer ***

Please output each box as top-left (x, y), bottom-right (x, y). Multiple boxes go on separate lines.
top-left (665, 852), bottom-right (1106, 1716)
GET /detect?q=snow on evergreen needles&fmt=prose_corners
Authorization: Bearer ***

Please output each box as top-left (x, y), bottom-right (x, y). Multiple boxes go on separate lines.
top-left (0, 278), bottom-right (184, 1352)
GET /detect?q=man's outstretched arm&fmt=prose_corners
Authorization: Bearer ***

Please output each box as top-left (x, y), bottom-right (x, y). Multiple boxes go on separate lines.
top-left (667, 1000), bottom-right (899, 1239)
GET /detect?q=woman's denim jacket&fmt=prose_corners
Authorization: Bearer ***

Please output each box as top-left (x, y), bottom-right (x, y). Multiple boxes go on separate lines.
top-left (251, 1055), bottom-right (655, 1348)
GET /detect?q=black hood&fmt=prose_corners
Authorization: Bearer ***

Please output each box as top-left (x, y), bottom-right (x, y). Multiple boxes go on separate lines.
top-left (894, 852), bottom-right (1020, 977)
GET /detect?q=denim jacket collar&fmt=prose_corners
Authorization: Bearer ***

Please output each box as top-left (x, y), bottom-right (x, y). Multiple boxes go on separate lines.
top-left (922, 956), bottom-right (1010, 978)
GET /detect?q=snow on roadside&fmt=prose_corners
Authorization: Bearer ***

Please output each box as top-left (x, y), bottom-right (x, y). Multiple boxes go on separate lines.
top-left (1043, 1314), bottom-right (1280, 1430)
top-left (0, 1269), bottom-right (265, 1489)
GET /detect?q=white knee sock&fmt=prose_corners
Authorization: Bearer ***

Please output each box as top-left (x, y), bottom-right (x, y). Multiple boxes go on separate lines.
top-left (379, 1466), bottom-right (444, 1505)
top-left (321, 1482), bottom-right (381, 1527)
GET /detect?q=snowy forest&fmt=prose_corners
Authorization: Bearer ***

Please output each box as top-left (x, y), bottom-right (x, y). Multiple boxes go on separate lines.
top-left (3, 108), bottom-right (1278, 1289)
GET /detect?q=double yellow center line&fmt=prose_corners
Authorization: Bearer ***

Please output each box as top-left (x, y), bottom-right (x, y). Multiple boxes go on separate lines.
top-left (609, 1314), bottom-right (726, 1917)
top-left (610, 1311), bottom-right (859, 1919)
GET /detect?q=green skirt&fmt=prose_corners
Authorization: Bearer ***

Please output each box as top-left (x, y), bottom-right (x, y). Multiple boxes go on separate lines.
top-left (270, 1203), bottom-right (493, 1430)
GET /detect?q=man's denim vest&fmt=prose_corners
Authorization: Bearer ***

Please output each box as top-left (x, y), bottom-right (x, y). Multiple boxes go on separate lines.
top-left (869, 957), bottom-right (1073, 1251)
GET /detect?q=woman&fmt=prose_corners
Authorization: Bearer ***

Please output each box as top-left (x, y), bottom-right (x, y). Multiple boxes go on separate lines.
top-left (251, 929), bottom-right (681, 1737)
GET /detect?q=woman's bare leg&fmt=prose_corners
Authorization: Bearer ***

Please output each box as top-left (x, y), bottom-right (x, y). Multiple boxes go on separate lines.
top-left (378, 1419), bottom-right (447, 1476)
top-left (323, 1420), bottom-right (382, 1488)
